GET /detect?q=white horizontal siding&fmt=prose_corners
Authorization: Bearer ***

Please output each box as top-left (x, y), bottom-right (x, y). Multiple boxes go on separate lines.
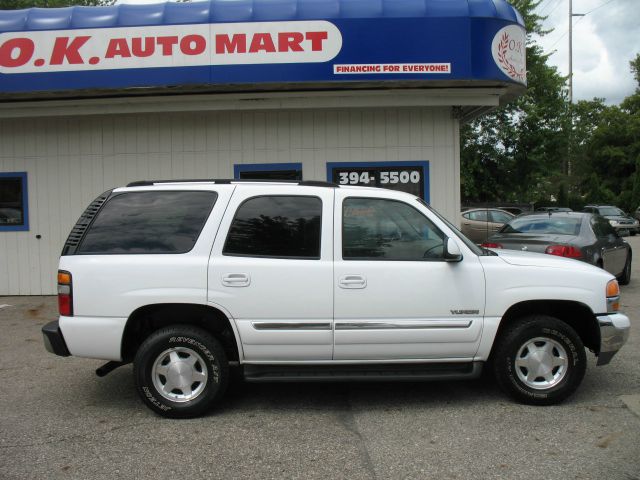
top-left (0, 106), bottom-right (459, 295)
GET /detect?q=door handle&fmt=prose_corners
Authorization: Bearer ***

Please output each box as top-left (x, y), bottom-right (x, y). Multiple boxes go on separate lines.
top-left (222, 273), bottom-right (251, 287)
top-left (339, 275), bottom-right (367, 289)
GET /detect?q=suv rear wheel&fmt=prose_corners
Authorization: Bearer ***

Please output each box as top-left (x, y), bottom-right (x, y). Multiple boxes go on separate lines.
top-left (493, 315), bottom-right (586, 405)
top-left (134, 325), bottom-right (228, 418)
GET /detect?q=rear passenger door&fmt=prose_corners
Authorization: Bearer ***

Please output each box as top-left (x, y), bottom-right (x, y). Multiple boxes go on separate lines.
top-left (207, 186), bottom-right (334, 362)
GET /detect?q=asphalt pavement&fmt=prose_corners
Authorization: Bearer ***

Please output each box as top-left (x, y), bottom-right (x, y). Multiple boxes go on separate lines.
top-left (1, 239), bottom-right (640, 480)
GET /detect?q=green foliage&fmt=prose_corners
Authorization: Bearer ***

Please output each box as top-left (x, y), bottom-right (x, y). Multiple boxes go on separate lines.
top-left (461, 0), bottom-right (568, 205)
top-left (0, 0), bottom-right (114, 8)
top-left (462, 0), bottom-right (640, 214)
top-left (573, 54), bottom-right (640, 212)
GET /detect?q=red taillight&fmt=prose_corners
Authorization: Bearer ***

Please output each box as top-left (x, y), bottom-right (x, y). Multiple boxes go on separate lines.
top-left (57, 270), bottom-right (73, 316)
top-left (481, 242), bottom-right (503, 249)
top-left (545, 245), bottom-right (582, 259)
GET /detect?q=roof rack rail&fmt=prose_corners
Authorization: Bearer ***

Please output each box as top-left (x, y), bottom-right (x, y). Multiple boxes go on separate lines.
top-left (126, 179), bottom-right (339, 188)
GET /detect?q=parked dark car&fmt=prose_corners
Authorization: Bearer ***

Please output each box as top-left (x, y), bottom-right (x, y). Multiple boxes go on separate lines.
top-left (460, 208), bottom-right (515, 244)
top-left (483, 212), bottom-right (631, 284)
top-left (583, 205), bottom-right (638, 236)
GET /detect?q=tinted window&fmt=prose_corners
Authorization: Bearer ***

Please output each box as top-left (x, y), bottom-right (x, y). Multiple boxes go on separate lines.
top-left (501, 216), bottom-right (582, 235)
top-left (78, 191), bottom-right (217, 254)
top-left (597, 207), bottom-right (625, 216)
top-left (343, 198), bottom-right (444, 260)
top-left (223, 196), bottom-right (321, 258)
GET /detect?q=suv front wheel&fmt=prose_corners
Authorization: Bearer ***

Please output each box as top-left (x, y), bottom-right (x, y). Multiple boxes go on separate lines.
top-left (134, 325), bottom-right (229, 418)
top-left (493, 315), bottom-right (586, 405)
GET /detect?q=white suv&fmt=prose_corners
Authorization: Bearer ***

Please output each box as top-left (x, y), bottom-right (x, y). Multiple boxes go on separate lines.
top-left (42, 180), bottom-right (630, 418)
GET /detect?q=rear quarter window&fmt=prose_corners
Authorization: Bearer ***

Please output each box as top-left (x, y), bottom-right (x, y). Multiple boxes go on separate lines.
top-left (77, 191), bottom-right (217, 254)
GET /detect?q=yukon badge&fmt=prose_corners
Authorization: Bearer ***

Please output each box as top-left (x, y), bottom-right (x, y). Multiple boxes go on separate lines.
top-left (450, 309), bottom-right (479, 315)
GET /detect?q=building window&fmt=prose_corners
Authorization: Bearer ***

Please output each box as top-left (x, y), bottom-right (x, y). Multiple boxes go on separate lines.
top-left (223, 195), bottom-right (322, 259)
top-left (327, 161), bottom-right (430, 201)
top-left (234, 163), bottom-right (303, 181)
top-left (0, 172), bottom-right (29, 232)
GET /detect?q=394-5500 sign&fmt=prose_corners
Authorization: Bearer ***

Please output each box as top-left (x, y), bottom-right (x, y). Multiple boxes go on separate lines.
top-left (338, 171), bottom-right (420, 185)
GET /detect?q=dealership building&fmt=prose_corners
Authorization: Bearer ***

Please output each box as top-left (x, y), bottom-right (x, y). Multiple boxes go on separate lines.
top-left (0, 0), bottom-right (525, 295)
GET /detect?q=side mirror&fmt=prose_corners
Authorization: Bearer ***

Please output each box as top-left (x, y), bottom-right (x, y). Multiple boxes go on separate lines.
top-left (444, 237), bottom-right (463, 262)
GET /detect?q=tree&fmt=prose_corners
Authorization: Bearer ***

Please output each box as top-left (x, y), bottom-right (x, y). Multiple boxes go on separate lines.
top-left (574, 54), bottom-right (640, 212)
top-left (0, 0), bottom-right (114, 8)
top-left (461, 0), bottom-right (569, 206)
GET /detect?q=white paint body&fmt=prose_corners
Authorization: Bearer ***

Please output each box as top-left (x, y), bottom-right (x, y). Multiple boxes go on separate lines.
top-left (58, 183), bottom-right (616, 365)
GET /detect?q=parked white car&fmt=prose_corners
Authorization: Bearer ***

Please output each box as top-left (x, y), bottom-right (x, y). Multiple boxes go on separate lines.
top-left (43, 180), bottom-right (630, 418)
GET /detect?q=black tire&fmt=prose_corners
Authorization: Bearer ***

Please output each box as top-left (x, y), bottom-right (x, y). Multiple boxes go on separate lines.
top-left (618, 252), bottom-right (632, 285)
top-left (134, 325), bottom-right (228, 418)
top-left (493, 315), bottom-right (586, 406)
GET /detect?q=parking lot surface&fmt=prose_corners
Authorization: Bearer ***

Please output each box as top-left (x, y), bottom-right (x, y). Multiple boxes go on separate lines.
top-left (2, 239), bottom-right (640, 480)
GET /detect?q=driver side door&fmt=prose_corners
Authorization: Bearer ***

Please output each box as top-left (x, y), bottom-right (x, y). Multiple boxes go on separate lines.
top-left (333, 190), bottom-right (486, 360)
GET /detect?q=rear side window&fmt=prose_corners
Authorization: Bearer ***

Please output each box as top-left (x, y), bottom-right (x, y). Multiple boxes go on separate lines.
top-left (464, 210), bottom-right (488, 222)
top-left (78, 191), bottom-right (217, 254)
top-left (223, 196), bottom-right (321, 259)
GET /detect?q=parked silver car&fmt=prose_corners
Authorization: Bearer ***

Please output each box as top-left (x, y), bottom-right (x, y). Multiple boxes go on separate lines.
top-left (483, 212), bottom-right (631, 284)
top-left (460, 208), bottom-right (514, 244)
top-left (583, 205), bottom-right (638, 236)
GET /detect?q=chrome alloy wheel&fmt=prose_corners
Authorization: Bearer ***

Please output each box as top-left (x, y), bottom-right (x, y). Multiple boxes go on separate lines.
top-left (515, 337), bottom-right (568, 390)
top-left (152, 347), bottom-right (208, 403)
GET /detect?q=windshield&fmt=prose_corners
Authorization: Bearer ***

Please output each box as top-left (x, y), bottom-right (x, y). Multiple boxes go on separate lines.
top-left (417, 199), bottom-right (485, 255)
top-left (597, 207), bottom-right (625, 216)
top-left (501, 216), bottom-right (582, 236)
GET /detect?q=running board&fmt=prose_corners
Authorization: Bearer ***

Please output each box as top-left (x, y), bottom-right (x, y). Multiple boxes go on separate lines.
top-left (243, 361), bottom-right (483, 383)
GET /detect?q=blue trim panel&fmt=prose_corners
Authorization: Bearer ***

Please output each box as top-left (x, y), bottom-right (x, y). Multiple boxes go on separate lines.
top-left (0, 171), bottom-right (29, 232)
top-left (234, 162), bottom-right (303, 178)
top-left (0, 1), bottom-right (523, 30)
top-left (326, 161), bottom-right (430, 202)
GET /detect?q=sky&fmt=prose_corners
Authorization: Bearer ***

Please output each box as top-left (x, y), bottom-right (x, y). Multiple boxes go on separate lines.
top-left (117, 0), bottom-right (640, 105)
top-left (534, 0), bottom-right (640, 105)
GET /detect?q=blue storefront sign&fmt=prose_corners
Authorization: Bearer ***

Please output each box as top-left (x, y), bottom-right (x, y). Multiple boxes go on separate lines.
top-left (0, 0), bottom-right (525, 95)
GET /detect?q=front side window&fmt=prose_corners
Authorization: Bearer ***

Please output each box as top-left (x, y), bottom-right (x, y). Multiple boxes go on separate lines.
top-left (343, 198), bottom-right (445, 260)
top-left (490, 211), bottom-right (512, 224)
top-left (223, 196), bottom-right (322, 259)
top-left (0, 172), bottom-right (28, 231)
top-left (78, 191), bottom-right (217, 254)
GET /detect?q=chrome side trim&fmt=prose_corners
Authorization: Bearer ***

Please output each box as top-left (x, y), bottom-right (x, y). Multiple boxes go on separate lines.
top-left (335, 320), bottom-right (473, 330)
top-left (242, 357), bottom-right (474, 365)
top-left (251, 322), bottom-right (332, 331)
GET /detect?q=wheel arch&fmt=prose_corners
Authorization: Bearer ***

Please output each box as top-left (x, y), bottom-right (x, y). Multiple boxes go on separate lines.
top-left (490, 300), bottom-right (601, 357)
top-left (121, 303), bottom-right (241, 363)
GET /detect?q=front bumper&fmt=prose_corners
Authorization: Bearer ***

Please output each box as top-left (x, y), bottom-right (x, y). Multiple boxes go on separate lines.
top-left (612, 224), bottom-right (639, 235)
top-left (42, 320), bottom-right (70, 357)
top-left (596, 313), bottom-right (630, 366)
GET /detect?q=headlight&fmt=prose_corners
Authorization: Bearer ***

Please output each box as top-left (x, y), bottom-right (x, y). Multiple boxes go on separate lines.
top-left (609, 220), bottom-right (616, 225)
